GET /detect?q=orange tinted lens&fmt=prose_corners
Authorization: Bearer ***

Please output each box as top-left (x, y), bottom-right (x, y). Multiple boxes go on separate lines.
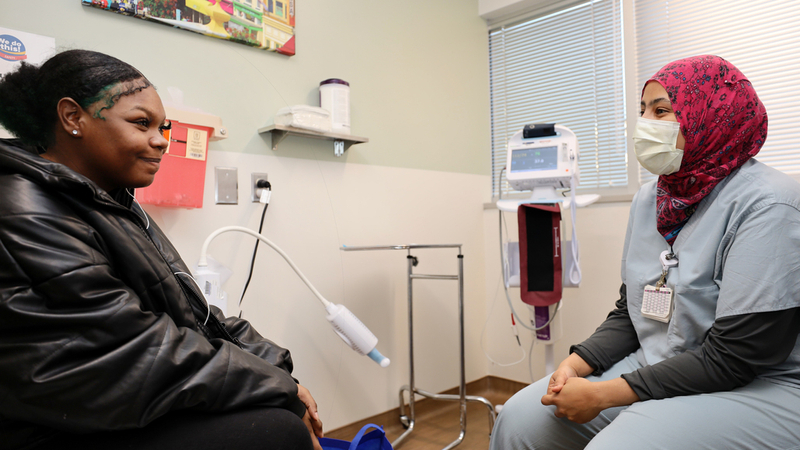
top-left (160, 120), bottom-right (172, 140)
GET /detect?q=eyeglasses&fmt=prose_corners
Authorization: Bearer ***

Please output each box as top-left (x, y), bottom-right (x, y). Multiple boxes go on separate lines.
top-left (159, 120), bottom-right (172, 141)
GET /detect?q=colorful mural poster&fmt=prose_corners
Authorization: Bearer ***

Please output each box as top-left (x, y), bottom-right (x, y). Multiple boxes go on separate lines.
top-left (80, 0), bottom-right (296, 56)
top-left (0, 27), bottom-right (56, 138)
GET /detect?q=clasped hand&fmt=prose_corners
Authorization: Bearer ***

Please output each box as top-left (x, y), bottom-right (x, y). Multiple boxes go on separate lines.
top-left (540, 358), bottom-right (639, 424)
top-left (541, 368), bottom-right (605, 424)
top-left (298, 384), bottom-right (324, 450)
top-left (542, 370), bottom-right (605, 423)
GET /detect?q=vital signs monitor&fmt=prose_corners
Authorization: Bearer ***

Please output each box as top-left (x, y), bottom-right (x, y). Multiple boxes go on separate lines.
top-left (505, 123), bottom-right (577, 192)
top-left (496, 123), bottom-right (598, 212)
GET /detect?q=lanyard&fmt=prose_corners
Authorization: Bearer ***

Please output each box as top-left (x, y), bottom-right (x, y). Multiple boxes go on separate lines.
top-left (655, 250), bottom-right (678, 290)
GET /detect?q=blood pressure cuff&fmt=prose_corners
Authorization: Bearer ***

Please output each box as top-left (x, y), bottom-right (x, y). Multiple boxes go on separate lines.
top-left (517, 203), bottom-right (562, 306)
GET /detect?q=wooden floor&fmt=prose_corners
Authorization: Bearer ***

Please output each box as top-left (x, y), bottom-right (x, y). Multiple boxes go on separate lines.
top-left (325, 377), bottom-right (526, 450)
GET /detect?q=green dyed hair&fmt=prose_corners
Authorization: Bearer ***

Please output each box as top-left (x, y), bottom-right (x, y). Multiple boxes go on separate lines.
top-left (0, 49), bottom-right (152, 148)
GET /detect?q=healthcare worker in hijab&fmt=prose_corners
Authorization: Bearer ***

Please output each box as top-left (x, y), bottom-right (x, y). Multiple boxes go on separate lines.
top-left (489, 55), bottom-right (800, 449)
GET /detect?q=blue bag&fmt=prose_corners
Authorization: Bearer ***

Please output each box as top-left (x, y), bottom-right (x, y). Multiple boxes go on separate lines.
top-left (319, 423), bottom-right (393, 450)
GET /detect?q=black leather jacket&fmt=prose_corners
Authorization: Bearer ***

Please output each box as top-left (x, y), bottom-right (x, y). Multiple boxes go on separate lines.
top-left (0, 140), bottom-right (305, 449)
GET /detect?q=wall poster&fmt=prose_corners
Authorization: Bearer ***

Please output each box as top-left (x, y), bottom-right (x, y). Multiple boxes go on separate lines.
top-left (81, 0), bottom-right (295, 56)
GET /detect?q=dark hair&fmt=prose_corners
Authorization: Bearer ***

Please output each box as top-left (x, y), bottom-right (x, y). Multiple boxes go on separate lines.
top-left (0, 49), bottom-right (152, 148)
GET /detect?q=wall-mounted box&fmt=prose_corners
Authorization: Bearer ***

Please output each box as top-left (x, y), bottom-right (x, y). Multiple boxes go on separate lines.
top-left (136, 106), bottom-right (227, 209)
top-left (136, 121), bottom-right (211, 208)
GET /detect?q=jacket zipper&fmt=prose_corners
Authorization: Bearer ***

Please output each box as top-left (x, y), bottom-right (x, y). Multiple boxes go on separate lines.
top-left (124, 205), bottom-right (243, 349)
top-left (4, 156), bottom-right (242, 347)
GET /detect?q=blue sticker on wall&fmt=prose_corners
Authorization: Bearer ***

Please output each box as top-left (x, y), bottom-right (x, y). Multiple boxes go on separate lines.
top-left (0, 34), bottom-right (27, 62)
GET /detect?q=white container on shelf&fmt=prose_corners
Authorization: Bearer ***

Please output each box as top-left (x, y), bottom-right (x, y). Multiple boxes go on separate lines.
top-left (319, 78), bottom-right (350, 135)
top-left (274, 105), bottom-right (332, 133)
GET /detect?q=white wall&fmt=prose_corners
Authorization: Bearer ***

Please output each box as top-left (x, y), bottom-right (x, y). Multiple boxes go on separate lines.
top-left (150, 151), bottom-right (492, 430)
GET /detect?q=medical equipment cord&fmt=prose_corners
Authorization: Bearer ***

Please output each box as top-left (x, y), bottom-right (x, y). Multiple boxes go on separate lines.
top-left (480, 276), bottom-right (527, 367)
top-left (567, 170), bottom-right (581, 285)
top-left (239, 199), bottom-right (269, 317)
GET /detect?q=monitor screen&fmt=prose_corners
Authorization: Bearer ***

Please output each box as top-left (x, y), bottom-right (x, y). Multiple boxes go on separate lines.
top-left (510, 146), bottom-right (558, 172)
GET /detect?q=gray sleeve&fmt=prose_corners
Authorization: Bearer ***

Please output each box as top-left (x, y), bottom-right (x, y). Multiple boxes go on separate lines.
top-left (570, 284), bottom-right (641, 375)
top-left (621, 308), bottom-right (800, 400)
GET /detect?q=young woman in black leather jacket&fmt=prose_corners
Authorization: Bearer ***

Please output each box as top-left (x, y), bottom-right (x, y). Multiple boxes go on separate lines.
top-left (0, 49), bottom-right (323, 450)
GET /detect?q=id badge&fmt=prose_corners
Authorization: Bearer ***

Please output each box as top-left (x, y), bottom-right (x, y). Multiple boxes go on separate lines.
top-left (642, 284), bottom-right (673, 323)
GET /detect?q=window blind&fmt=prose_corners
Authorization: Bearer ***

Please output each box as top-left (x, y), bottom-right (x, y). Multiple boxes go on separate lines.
top-left (635, 0), bottom-right (800, 184)
top-left (488, 0), bottom-right (627, 198)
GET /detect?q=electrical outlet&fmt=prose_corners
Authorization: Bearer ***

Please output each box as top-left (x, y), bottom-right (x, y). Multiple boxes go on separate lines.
top-left (215, 167), bottom-right (238, 204)
top-left (251, 172), bottom-right (269, 202)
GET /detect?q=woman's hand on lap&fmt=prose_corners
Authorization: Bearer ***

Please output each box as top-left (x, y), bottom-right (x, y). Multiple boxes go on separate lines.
top-left (297, 384), bottom-right (323, 449)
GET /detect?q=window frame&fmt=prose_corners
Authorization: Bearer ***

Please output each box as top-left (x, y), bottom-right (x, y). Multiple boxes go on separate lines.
top-left (634, 0), bottom-right (800, 186)
top-left (486, 0), bottom-right (641, 206)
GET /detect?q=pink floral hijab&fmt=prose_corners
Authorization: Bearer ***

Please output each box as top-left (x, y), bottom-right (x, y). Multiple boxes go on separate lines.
top-left (646, 55), bottom-right (768, 245)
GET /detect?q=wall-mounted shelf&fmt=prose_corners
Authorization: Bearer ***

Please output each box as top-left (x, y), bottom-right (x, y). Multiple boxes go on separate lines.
top-left (258, 124), bottom-right (369, 157)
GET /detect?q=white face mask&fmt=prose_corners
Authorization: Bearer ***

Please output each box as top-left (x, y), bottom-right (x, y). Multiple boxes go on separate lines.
top-left (633, 117), bottom-right (684, 175)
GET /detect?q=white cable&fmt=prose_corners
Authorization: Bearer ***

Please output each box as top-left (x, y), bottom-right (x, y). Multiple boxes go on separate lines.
top-left (566, 171), bottom-right (581, 286)
top-left (482, 332), bottom-right (526, 367)
top-left (198, 226), bottom-right (332, 309)
top-left (528, 335), bottom-right (537, 383)
top-left (480, 275), bottom-right (526, 367)
top-left (126, 189), bottom-right (150, 230)
top-left (174, 271), bottom-right (211, 325)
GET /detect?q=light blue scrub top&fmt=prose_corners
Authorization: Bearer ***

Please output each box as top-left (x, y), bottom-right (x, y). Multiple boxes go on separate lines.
top-left (622, 159), bottom-right (800, 386)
